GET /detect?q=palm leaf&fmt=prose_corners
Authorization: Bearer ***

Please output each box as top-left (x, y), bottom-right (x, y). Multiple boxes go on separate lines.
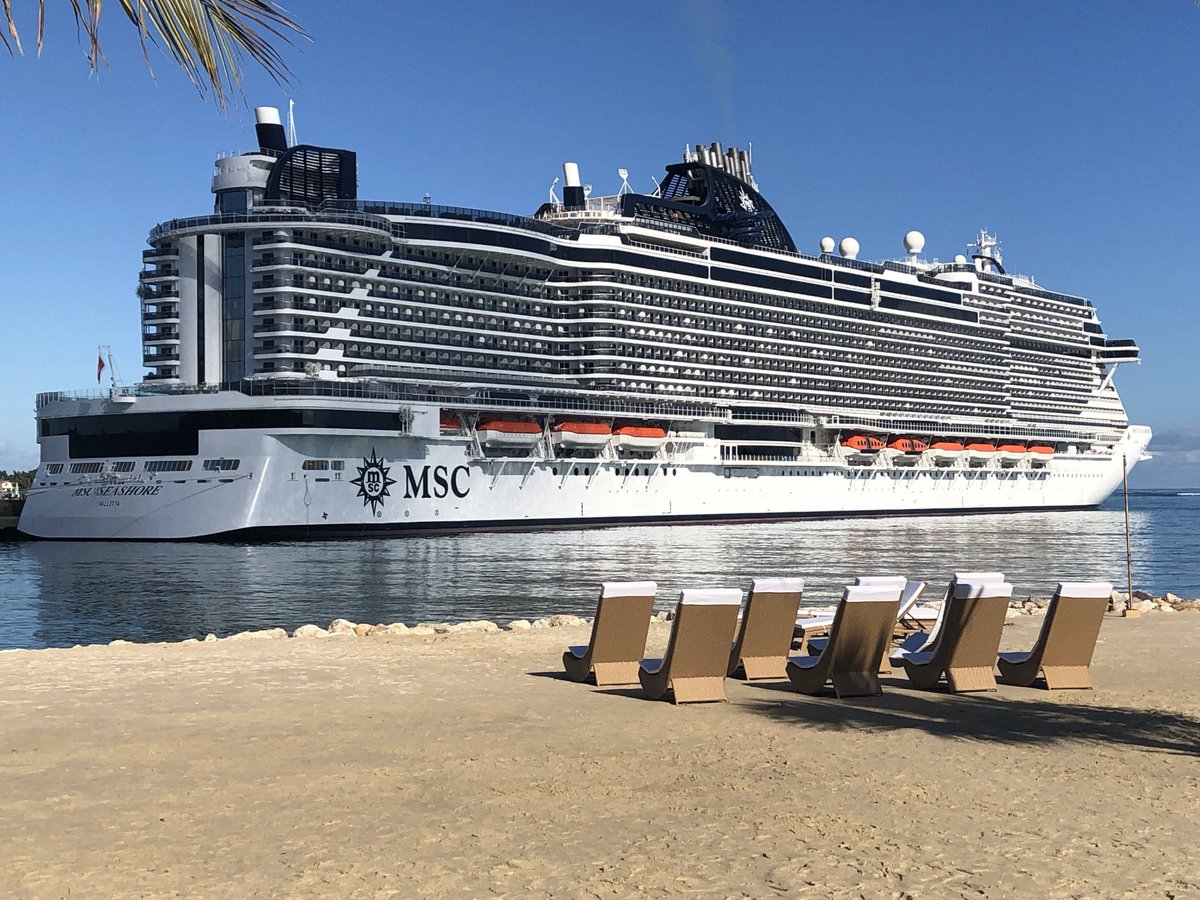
top-left (3, 0), bottom-right (306, 110)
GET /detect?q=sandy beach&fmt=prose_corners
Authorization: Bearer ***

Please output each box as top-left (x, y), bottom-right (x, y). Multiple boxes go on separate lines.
top-left (2, 613), bottom-right (1198, 898)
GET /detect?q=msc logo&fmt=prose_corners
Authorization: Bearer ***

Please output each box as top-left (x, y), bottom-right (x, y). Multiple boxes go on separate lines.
top-left (350, 448), bottom-right (396, 514)
top-left (403, 464), bottom-right (471, 499)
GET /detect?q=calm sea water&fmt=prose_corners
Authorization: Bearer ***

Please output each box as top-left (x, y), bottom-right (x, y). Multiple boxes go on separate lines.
top-left (1, 490), bottom-right (1197, 650)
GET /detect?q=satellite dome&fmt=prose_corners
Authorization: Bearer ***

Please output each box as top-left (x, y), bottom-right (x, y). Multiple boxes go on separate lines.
top-left (839, 237), bottom-right (860, 260)
top-left (953, 253), bottom-right (967, 264)
top-left (903, 230), bottom-right (925, 255)
top-left (819, 236), bottom-right (835, 254)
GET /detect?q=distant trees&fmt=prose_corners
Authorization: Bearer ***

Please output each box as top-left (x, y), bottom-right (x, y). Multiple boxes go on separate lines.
top-left (2, 1), bottom-right (306, 109)
top-left (0, 469), bottom-right (35, 495)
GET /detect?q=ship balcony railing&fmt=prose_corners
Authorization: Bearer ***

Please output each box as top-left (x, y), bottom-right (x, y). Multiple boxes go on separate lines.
top-left (142, 310), bottom-right (180, 323)
top-left (251, 255), bottom-right (370, 277)
top-left (142, 247), bottom-right (180, 261)
top-left (144, 350), bottom-right (180, 362)
top-left (150, 209), bottom-right (405, 242)
top-left (143, 333), bottom-right (180, 343)
top-left (253, 324), bottom-right (324, 336)
top-left (139, 267), bottom-right (180, 281)
top-left (251, 234), bottom-right (388, 259)
top-left (138, 285), bottom-right (180, 299)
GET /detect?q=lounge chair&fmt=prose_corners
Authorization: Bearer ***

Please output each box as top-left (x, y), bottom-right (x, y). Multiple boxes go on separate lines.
top-left (728, 577), bottom-right (805, 680)
top-left (889, 571), bottom-right (1005, 667)
top-left (803, 576), bottom-right (927, 662)
top-left (562, 581), bottom-right (656, 685)
top-left (639, 589), bottom-right (743, 703)
top-left (997, 581), bottom-right (1113, 689)
top-left (900, 580), bottom-right (1014, 692)
top-left (786, 584), bottom-right (903, 697)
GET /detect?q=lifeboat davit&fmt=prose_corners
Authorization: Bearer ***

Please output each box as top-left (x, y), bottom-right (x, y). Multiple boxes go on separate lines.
top-left (551, 421), bottom-right (612, 451)
top-left (476, 419), bottom-right (542, 448)
top-left (884, 437), bottom-right (928, 466)
top-left (613, 426), bottom-right (667, 454)
top-left (928, 441), bottom-right (965, 466)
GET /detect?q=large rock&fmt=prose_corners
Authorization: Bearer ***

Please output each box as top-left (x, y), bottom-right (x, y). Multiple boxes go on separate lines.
top-left (1133, 590), bottom-right (1154, 601)
top-left (292, 624), bottom-right (328, 638)
top-left (369, 623), bottom-right (410, 635)
top-left (532, 614), bottom-right (588, 628)
top-left (203, 633), bottom-right (218, 642)
top-left (1136, 598), bottom-right (1157, 613)
top-left (406, 624), bottom-right (437, 636)
top-left (353, 623), bottom-right (376, 637)
top-left (451, 620), bottom-right (500, 634)
top-left (1164, 592), bottom-right (1183, 604)
top-left (328, 618), bottom-right (358, 635)
top-left (228, 628), bottom-right (288, 640)
top-left (507, 619), bottom-right (532, 632)
top-left (1171, 600), bottom-right (1200, 611)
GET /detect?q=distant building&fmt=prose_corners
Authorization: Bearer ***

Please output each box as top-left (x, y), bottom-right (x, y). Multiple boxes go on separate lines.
top-left (0, 480), bottom-right (20, 500)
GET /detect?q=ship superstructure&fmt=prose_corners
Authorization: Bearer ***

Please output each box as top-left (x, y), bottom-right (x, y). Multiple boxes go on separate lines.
top-left (20, 108), bottom-right (1150, 539)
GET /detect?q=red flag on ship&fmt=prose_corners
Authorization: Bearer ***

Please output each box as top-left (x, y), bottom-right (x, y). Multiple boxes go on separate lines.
top-left (97, 353), bottom-right (106, 384)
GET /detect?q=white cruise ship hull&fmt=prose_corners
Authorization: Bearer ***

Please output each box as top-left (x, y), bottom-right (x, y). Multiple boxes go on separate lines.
top-left (19, 398), bottom-right (1152, 541)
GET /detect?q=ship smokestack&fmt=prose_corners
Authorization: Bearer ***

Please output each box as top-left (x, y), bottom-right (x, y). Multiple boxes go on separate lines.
top-left (254, 106), bottom-right (288, 154)
top-left (562, 161), bottom-right (585, 210)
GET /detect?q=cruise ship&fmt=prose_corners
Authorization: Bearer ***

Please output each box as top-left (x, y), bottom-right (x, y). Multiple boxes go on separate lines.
top-left (19, 107), bottom-right (1151, 540)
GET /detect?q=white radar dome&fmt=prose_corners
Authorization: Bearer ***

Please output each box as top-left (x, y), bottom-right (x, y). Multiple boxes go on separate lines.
top-left (839, 237), bottom-right (860, 260)
top-left (953, 254), bottom-right (967, 264)
top-left (819, 236), bottom-right (836, 254)
top-left (903, 230), bottom-right (925, 255)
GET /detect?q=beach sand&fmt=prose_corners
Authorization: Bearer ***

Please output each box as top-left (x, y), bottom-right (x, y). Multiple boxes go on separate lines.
top-left (1, 614), bottom-right (1198, 898)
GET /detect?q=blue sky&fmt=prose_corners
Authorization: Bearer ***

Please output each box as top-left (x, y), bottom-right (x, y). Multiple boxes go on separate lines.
top-left (0, 0), bottom-right (1196, 485)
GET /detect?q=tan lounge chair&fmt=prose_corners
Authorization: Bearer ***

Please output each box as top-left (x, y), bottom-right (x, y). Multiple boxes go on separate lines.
top-left (728, 577), bottom-right (805, 680)
top-left (803, 576), bottom-right (927, 669)
top-left (640, 589), bottom-right (743, 703)
top-left (997, 581), bottom-right (1113, 689)
top-left (900, 581), bottom-right (1013, 692)
top-left (889, 571), bottom-right (1005, 668)
top-left (562, 581), bottom-right (656, 685)
top-left (785, 584), bottom-right (903, 697)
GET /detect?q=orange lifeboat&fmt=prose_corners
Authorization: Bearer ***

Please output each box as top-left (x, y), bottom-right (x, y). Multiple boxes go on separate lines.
top-left (888, 437), bottom-right (928, 454)
top-left (1028, 444), bottom-right (1055, 467)
top-left (551, 421), bottom-right (612, 451)
top-left (964, 441), bottom-right (998, 467)
top-left (476, 419), bottom-right (542, 448)
top-left (841, 435), bottom-right (885, 452)
top-left (613, 425), bottom-right (667, 454)
top-left (884, 437), bottom-right (928, 466)
top-left (439, 412), bottom-right (460, 433)
top-left (928, 440), bottom-right (965, 466)
top-left (996, 443), bottom-right (1027, 466)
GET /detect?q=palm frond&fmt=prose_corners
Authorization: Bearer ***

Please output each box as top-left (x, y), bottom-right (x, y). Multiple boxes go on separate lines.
top-left (3, 0), bottom-right (305, 109)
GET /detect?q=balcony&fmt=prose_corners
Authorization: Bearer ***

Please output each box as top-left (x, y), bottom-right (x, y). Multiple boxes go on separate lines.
top-left (139, 267), bottom-right (180, 282)
top-left (144, 349), bottom-right (180, 363)
top-left (143, 245), bottom-right (179, 262)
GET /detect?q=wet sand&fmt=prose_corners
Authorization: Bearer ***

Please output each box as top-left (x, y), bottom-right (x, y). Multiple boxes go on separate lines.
top-left (1, 614), bottom-right (1198, 898)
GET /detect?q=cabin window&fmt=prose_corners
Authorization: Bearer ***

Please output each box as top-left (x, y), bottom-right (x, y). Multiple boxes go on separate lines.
top-left (144, 460), bottom-right (192, 472)
top-left (203, 459), bottom-right (241, 471)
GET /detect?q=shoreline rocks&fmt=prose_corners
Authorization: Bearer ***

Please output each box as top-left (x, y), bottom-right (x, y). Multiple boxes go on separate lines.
top-left (9, 589), bottom-right (1200, 653)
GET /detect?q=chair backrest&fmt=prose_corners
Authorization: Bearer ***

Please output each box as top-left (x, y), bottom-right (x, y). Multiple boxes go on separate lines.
top-left (1035, 581), bottom-right (1113, 668)
top-left (920, 572), bottom-right (1006, 651)
top-left (663, 589), bottom-right (744, 679)
top-left (826, 584), bottom-right (903, 671)
top-left (936, 581), bottom-right (1014, 668)
top-left (588, 581), bottom-right (656, 665)
top-left (733, 577), bottom-right (805, 661)
top-left (855, 575), bottom-right (926, 617)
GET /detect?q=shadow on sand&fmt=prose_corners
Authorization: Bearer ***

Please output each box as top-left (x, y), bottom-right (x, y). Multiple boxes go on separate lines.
top-left (742, 675), bottom-right (1200, 757)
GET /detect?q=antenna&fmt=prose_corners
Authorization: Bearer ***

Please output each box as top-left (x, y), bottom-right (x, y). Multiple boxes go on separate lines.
top-left (548, 176), bottom-right (560, 204)
top-left (650, 175), bottom-right (661, 197)
top-left (617, 168), bottom-right (632, 197)
top-left (287, 99), bottom-right (298, 147)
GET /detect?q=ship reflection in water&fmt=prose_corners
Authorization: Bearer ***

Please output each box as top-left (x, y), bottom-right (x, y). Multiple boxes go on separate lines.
top-left (3, 494), bottom-right (1193, 650)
